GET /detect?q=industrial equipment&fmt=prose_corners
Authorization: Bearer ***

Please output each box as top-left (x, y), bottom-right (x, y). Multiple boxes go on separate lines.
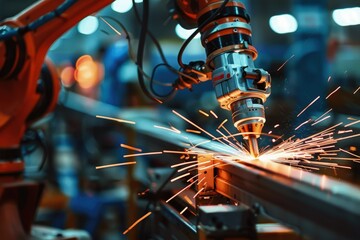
top-left (2, 0), bottom-right (358, 240)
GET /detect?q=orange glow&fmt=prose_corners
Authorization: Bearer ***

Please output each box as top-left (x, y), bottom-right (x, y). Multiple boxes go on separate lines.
top-left (60, 66), bottom-right (75, 87)
top-left (74, 55), bottom-right (103, 89)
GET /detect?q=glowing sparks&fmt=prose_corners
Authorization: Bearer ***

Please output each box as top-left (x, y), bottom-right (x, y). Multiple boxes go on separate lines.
top-left (120, 144), bottom-right (142, 152)
top-left (297, 96), bottom-right (320, 117)
top-left (123, 211), bottom-right (152, 235)
top-left (166, 179), bottom-right (198, 203)
top-left (339, 148), bottom-right (360, 159)
top-left (294, 119), bottom-right (311, 130)
top-left (277, 54), bottom-right (295, 71)
top-left (123, 151), bottom-right (162, 158)
top-left (96, 115), bottom-right (135, 125)
top-left (154, 125), bottom-right (181, 134)
top-left (311, 115), bottom-right (331, 126)
top-left (99, 17), bottom-right (122, 36)
top-left (345, 119), bottom-right (360, 128)
top-left (186, 129), bottom-right (201, 134)
top-left (180, 207), bottom-right (188, 215)
top-left (217, 119), bottom-right (228, 129)
top-left (313, 109), bottom-right (332, 123)
top-left (354, 86), bottom-right (360, 94)
top-left (336, 133), bottom-right (360, 142)
top-left (327, 76), bottom-right (332, 82)
top-left (325, 86), bottom-right (341, 99)
top-left (274, 124), bottom-right (280, 128)
top-left (210, 110), bottom-right (218, 118)
top-left (171, 160), bottom-right (198, 168)
top-left (199, 110), bottom-right (209, 117)
top-left (171, 173), bottom-right (191, 182)
top-left (338, 130), bottom-right (353, 134)
top-left (95, 161), bottom-right (136, 169)
top-left (193, 187), bottom-right (205, 198)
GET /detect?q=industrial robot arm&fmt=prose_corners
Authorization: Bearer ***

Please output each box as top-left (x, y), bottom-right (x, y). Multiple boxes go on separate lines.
top-left (172, 0), bottom-right (271, 157)
top-left (0, 0), bottom-right (269, 172)
top-left (0, 0), bottom-right (113, 173)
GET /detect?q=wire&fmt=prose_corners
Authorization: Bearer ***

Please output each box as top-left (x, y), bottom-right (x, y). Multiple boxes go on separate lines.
top-left (177, 0), bottom-right (229, 68)
top-left (21, 129), bottom-right (48, 171)
top-left (150, 63), bottom-right (177, 99)
top-left (0, 0), bottom-right (77, 40)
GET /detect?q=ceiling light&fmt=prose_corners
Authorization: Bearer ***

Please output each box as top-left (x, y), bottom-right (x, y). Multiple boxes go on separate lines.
top-left (175, 24), bottom-right (200, 40)
top-left (269, 14), bottom-right (298, 34)
top-left (78, 16), bottom-right (99, 35)
top-left (111, 0), bottom-right (133, 13)
top-left (332, 7), bottom-right (360, 26)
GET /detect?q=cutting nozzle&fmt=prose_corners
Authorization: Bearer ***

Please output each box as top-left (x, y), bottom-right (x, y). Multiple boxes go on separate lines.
top-left (247, 136), bottom-right (259, 159)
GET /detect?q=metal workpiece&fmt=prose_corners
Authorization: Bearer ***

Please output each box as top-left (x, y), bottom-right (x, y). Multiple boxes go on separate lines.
top-left (213, 159), bottom-right (360, 240)
top-left (198, 205), bottom-right (257, 240)
top-left (154, 201), bottom-right (198, 240)
top-left (197, 154), bottom-right (215, 191)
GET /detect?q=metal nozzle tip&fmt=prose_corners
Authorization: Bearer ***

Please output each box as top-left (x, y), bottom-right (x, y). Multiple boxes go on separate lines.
top-left (248, 136), bottom-right (259, 159)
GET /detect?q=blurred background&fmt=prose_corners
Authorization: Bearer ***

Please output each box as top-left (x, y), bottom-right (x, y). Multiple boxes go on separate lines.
top-left (1, 0), bottom-right (359, 239)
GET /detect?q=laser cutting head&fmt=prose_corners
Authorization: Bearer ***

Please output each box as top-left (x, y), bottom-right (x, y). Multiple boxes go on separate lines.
top-left (172, 0), bottom-right (271, 157)
top-left (197, 0), bottom-right (271, 157)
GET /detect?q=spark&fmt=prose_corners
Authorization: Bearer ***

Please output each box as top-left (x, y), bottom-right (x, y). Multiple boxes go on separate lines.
top-left (95, 161), bottom-right (136, 169)
top-left (354, 86), bottom-right (360, 94)
top-left (339, 148), bottom-right (360, 159)
top-left (295, 119), bottom-right (311, 130)
top-left (186, 129), bottom-right (202, 134)
top-left (210, 110), bottom-right (218, 118)
top-left (154, 125), bottom-right (181, 134)
top-left (96, 115), bottom-right (136, 125)
top-left (193, 187), bottom-right (205, 198)
top-left (277, 54), bottom-right (295, 71)
top-left (274, 124), bottom-right (280, 128)
top-left (199, 110), bottom-right (209, 117)
top-left (173, 110), bottom-right (232, 151)
top-left (166, 179), bottom-right (198, 203)
top-left (171, 160), bottom-right (198, 168)
top-left (123, 151), bottom-right (162, 158)
top-left (313, 108), bottom-right (332, 122)
top-left (171, 173), bottom-right (191, 182)
top-left (163, 150), bottom-right (191, 155)
top-left (120, 144), bottom-right (142, 152)
top-left (311, 115), bottom-right (331, 126)
top-left (99, 17), bottom-right (122, 36)
top-left (138, 189), bottom-right (150, 196)
top-left (326, 86), bottom-right (341, 99)
top-left (217, 119), bottom-right (228, 129)
top-left (338, 130), bottom-right (353, 134)
top-left (327, 76), bottom-right (332, 82)
top-left (345, 119), bottom-right (360, 128)
top-left (123, 211), bottom-right (152, 235)
top-left (180, 207), bottom-right (188, 215)
top-left (197, 176), bottom-right (206, 186)
top-left (336, 133), bottom-right (360, 142)
top-left (297, 96), bottom-right (320, 117)
top-left (187, 173), bottom-right (202, 182)
top-left (178, 160), bottom-right (211, 172)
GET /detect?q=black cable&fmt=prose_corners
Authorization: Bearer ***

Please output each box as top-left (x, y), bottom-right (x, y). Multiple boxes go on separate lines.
top-left (150, 63), bottom-right (177, 99)
top-left (137, 0), bottom-right (161, 102)
top-left (21, 129), bottom-right (48, 171)
top-left (0, 0), bottom-right (77, 40)
top-left (177, 0), bottom-right (229, 68)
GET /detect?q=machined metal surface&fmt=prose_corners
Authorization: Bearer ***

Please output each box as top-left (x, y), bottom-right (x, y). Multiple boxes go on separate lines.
top-left (214, 159), bottom-right (360, 240)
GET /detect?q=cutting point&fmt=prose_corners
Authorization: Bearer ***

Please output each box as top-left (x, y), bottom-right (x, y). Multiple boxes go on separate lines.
top-left (248, 135), bottom-right (259, 158)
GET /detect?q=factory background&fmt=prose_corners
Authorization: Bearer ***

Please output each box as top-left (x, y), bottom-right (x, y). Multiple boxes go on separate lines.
top-left (0, 0), bottom-right (359, 239)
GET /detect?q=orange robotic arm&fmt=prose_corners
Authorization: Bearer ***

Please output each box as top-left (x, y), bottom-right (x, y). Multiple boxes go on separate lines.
top-left (0, 0), bottom-right (114, 172)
